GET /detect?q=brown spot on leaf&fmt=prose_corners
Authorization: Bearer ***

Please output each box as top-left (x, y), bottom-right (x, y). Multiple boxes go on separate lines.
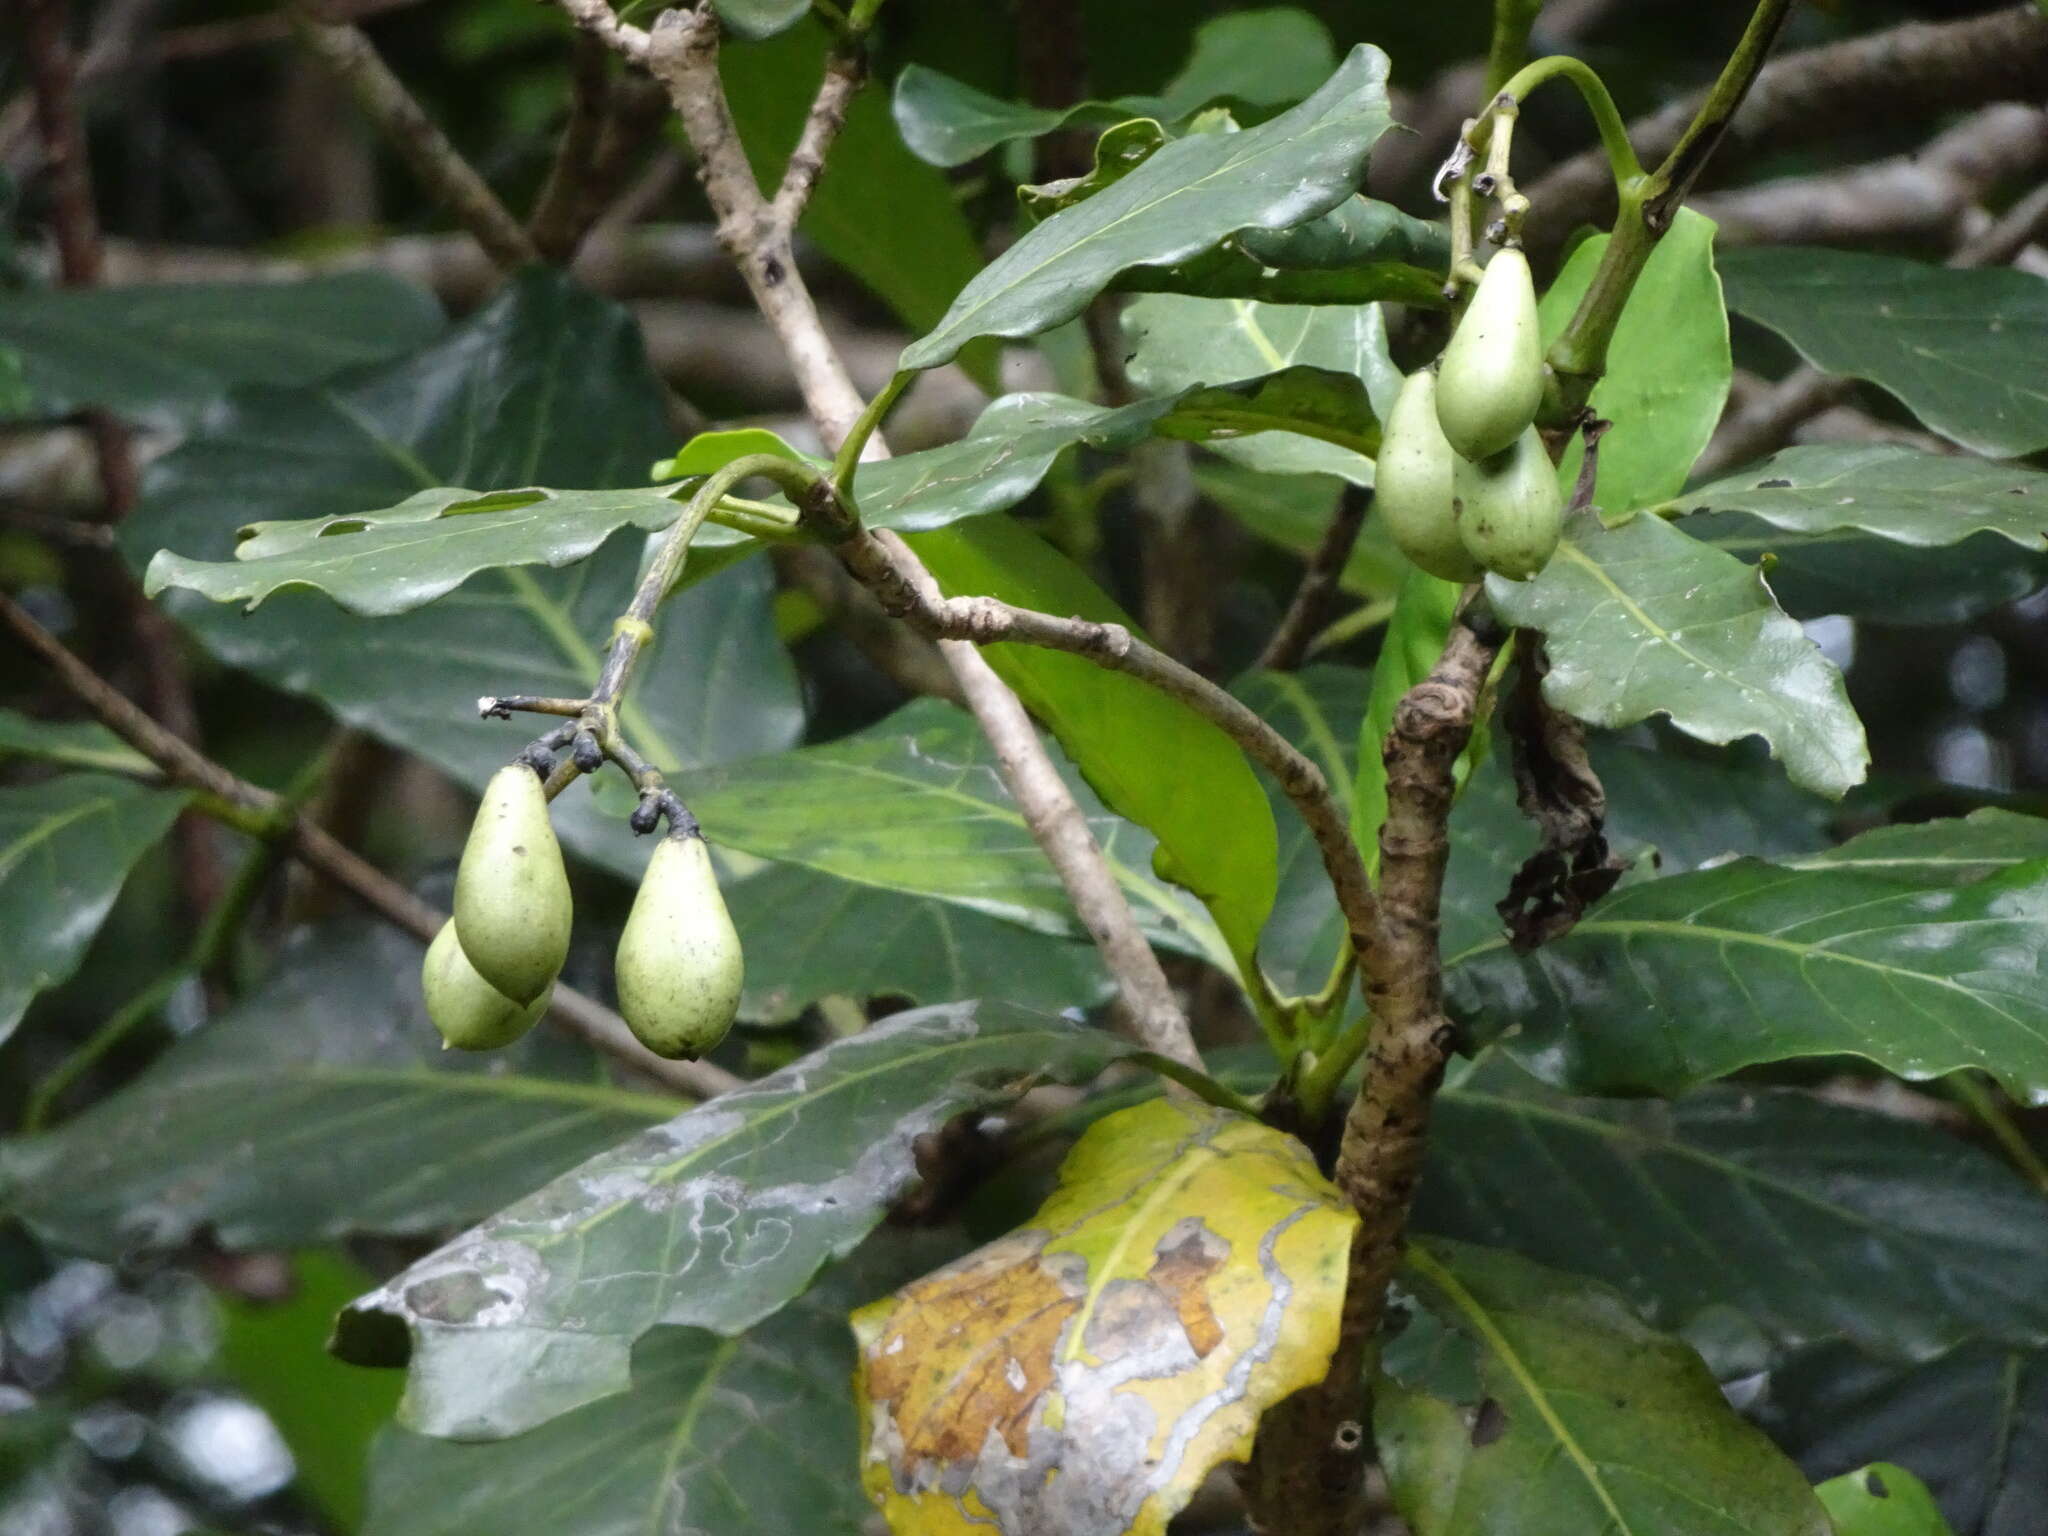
top-left (1148, 1223), bottom-right (1227, 1358)
top-left (1469, 1397), bottom-right (1507, 1448)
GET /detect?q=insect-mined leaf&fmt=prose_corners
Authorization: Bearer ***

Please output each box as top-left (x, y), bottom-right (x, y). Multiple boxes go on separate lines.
top-left (0, 273), bottom-right (442, 425)
top-left (853, 1098), bottom-right (1356, 1536)
top-left (1676, 444), bottom-right (2048, 549)
top-left (902, 45), bottom-right (1393, 370)
top-left (1539, 208), bottom-right (1729, 514)
top-left (1754, 1342), bottom-right (2048, 1536)
top-left (1720, 246), bottom-right (2048, 457)
top-left (1445, 824), bottom-right (2048, 1101)
top-left (0, 772), bottom-right (190, 1045)
top-left (1487, 510), bottom-right (1869, 798)
top-left (1378, 1241), bottom-right (1830, 1536)
top-left (907, 517), bottom-right (1279, 968)
top-left (684, 697), bottom-right (1232, 972)
top-left (331, 1001), bottom-right (1137, 1440)
top-left (121, 270), bottom-right (803, 876)
top-left (1417, 1060), bottom-right (2048, 1365)
top-left (2, 922), bottom-right (670, 1254)
top-left (1817, 1464), bottom-right (1957, 1536)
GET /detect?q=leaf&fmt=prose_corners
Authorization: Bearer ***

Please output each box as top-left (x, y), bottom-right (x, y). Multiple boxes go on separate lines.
top-left (1444, 828), bottom-right (2048, 1101)
top-left (891, 8), bottom-right (1337, 167)
top-left (1197, 463), bottom-right (1404, 595)
top-left (1541, 208), bottom-right (1730, 514)
top-left (331, 1001), bottom-right (1137, 1439)
top-left (1233, 195), bottom-right (1450, 276)
top-left (1, 921), bottom-right (671, 1255)
top-left (1753, 1342), bottom-right (2048, 1536)
top-left (0, 772), bottom-right (190, 1045)
top-left (1377, 1240), bottom-right (1830, 1536)
top-left (727, 858), bottom-right (1110, 1023)
top-left (906, 517), bottom-right (1279, 965)
top-left (1786, 808), bottom-right (2048, 882)
top-left (684, 697), bottom-right (1231, 970)
top-left (1817, 1464), bottom-right (1958, 1536)
top-left (711, 0), bottom-right (807, 38)
top-left (363, 1240), bottom-right (944, 1536)
top-left (0, 708), bottom-right (155, 775)
top-left (0, 273), bottom-right (443, 425)
top-left (1153, 365), bottom-right (1380, 481)
top-left (1356, 570), bottom-right (1463, 864)
top-left (1677, 444), bottom-right (2048, 549)
top-left (1416, 1062), bottom-right (2048, 1365)
top-left (853, 1098), bottom-right (1356, 1536)
top-left (1719, 247), bottom-right (2048, 457)
top-left (1126, 295), bottom-right (1396, 481)
top-left (1487, 509), bottom-right (1869, 798)
top-left (119, 270), bottom-right (803, 877)
top-left (901, 45), bottom-right (1393, 371)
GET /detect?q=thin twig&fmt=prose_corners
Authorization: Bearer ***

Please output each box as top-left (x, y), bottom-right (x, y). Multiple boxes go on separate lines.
top-left (290, 4), bottom-right (539, 270)
top-left (527, 32), bottom-right (613, 263)
top-left (770, 41), bottom-right (864, 227)
top-left (0, 592), bottom-right (739, 1101)
top-left (1258, 485), bottom-right (1371, 672)
top-left (1956, 177), bottom-right (2048, 267)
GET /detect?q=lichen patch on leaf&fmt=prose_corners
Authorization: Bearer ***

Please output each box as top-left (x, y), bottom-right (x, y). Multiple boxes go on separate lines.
top-left (853, 1099), bottom-right (1356, 1536)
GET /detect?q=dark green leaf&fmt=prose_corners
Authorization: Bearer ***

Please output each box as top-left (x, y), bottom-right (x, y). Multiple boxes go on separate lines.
top-left (1754, 1342), bottom-right (2048, 1536)
top-left (0, 708), bottom-right (155, 775)
top-left (1196, 463), bottom-right (1404, 595)
top-left (1817, 1464), bottom-right (1957, 1536)
top-left (1152, 366), bottom-right (1379, 480)
top-left (1542, 208), bottom-right (1730, 515)
top-left (1488, 510), bottom-right (1868, 798)
top-left (0, 772), bottom-right (190, 1044)
top-left (332, 1001), bottom-right (1136, 1439)
top-left (2, 922), bottom-right (669, 1254)
top-left (1720, 247), bottom-right (2048, 457)
top-left (712, 0), bottom-right (806, 38)
top-left (1786, 808), bottom-right (2048, 882)
top-left (1017, 119), bottom-right (1170, 223)
top-left (1446, 831), bottom-right (2048, 1101)
top-left (0, 274), bottom-right (442, 425)
top-left (901, 45), bottom-right (1393, 370)
top-left (727, 858), bottom-right (1109, 1022)
top-left (1378, 1240), bottom-right (1829, 1536)
top-left (1417, 1064), bottom-right (2048, 1364)
top-left (1234, 195), bottom-right (1450, 275)
top-left (119, 270), bottom-right (803, 875)
top-left (906, 517), bottom-right (1279, 966)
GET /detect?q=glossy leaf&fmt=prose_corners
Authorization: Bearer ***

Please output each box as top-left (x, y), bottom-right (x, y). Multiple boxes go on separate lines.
top-left (363, 1242), bottom-right (945, 1536)
top-left (1445, 828), bottom-right (2048, 1101)
top-left (684, 697), bottom-right (1230, 970)
top-left (1676, 444), bottom-right (2048, 549)
top-left (2, 922), bottom-right (669, 1254)
top-left (1719, 247), bottom-right (2048, 457)
top-left (1754, 1342), bottom-right (2048, 1536)
top-left (853, 1098), bottom-right (1355, 1536)
top-left (1541, 208), bottom-right (1729, 515)
top-left (0, 273), bottom-right (442, 425)
top-left (1378, 1240), bottom-right (1830, 1536)
top-left (1817, 1465), bottom-right (1957, 1536)
top-left (901, 45), bottom-right (1393, 370)
top-left (1487, 510), bottom-right (1868, 798)
top-left (120, 270), bottom-right (803, 875)
top-left (0, 772), bottom-right (189, 1044)
top-left (1417, 1062), bottom-right (2048, 1364)
top-left (331, 1001), bottom-right (1137, 1439)
top-left (891, 8), bottom-right (1337, 167)
top-left (907, 518), bottom-right (1279, 967)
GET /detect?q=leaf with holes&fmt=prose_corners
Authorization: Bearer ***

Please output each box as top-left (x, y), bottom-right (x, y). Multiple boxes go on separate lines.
top-left (902, 46), bottom-right (1393, 370)
top-left (853, 1098), bottom-right (1355, 1536)
top-left (330, 1002), bottom-right (1136, 1440)
top-left (1487, 510), bottom-right (1868, 798)
top-left (0, 773), bottom-right (190, 1045)
top-left (1377, 1241), bottom-right (1829, 1536)
top-left (1817, 1465), bottom-right (1957, 1536)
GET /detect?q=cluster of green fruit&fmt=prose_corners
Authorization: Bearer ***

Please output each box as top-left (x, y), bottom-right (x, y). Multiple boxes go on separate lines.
top-left (421, 764), bottom-right (744, 1059)
top-left (1379, 248), bottom-right (1563, 583)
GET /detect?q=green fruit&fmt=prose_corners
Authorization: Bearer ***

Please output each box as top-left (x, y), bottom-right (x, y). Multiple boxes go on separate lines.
top-left (422, 919), bottom-right (549, 1051)
top-left (1434, 247), bottom-right (1544, 461)
top-left (1454, 425), bottom-right (1564, 581)
top-left (1376, 370), bottom-right (1484, 583)
top-left (615, 834), bottom-right (744, 1060)
top-left (452, 764), bottom-right (572, 1005)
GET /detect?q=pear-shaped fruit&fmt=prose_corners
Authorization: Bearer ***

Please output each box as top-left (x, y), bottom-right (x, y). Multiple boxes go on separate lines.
top-left (1434, 247), bottom-right (1544, 461)
top-left (422, 919), bottom-right (550, 1051)
top-left (453, 764), bottom-right (572, 1004)
top-left (615, 834), bottom-right (744, 1060)
top-left (1376, 370), bottom-right (1484, 583)
top-left (1453, 425), bottom-right (1563, 581)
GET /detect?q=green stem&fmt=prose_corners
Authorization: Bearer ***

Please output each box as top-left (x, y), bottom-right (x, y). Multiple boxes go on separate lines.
top-left (1949, 1072), bottom-right (2048, 1195)
top-left (22, 967), bottom-right (190, 1133)
top-left (1483, 0), bottom-right (1544, 97)
top-left (1487, 55), bottom-right (1642, 186)
top-left (1129, 1052), bottom-right (1265, 1119)
top-left (830, 369), bottom-right (910, 497)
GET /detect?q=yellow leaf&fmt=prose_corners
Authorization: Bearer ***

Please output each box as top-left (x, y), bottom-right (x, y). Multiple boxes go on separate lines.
top-left (852, 1098), bottom-right (1357, 1535)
